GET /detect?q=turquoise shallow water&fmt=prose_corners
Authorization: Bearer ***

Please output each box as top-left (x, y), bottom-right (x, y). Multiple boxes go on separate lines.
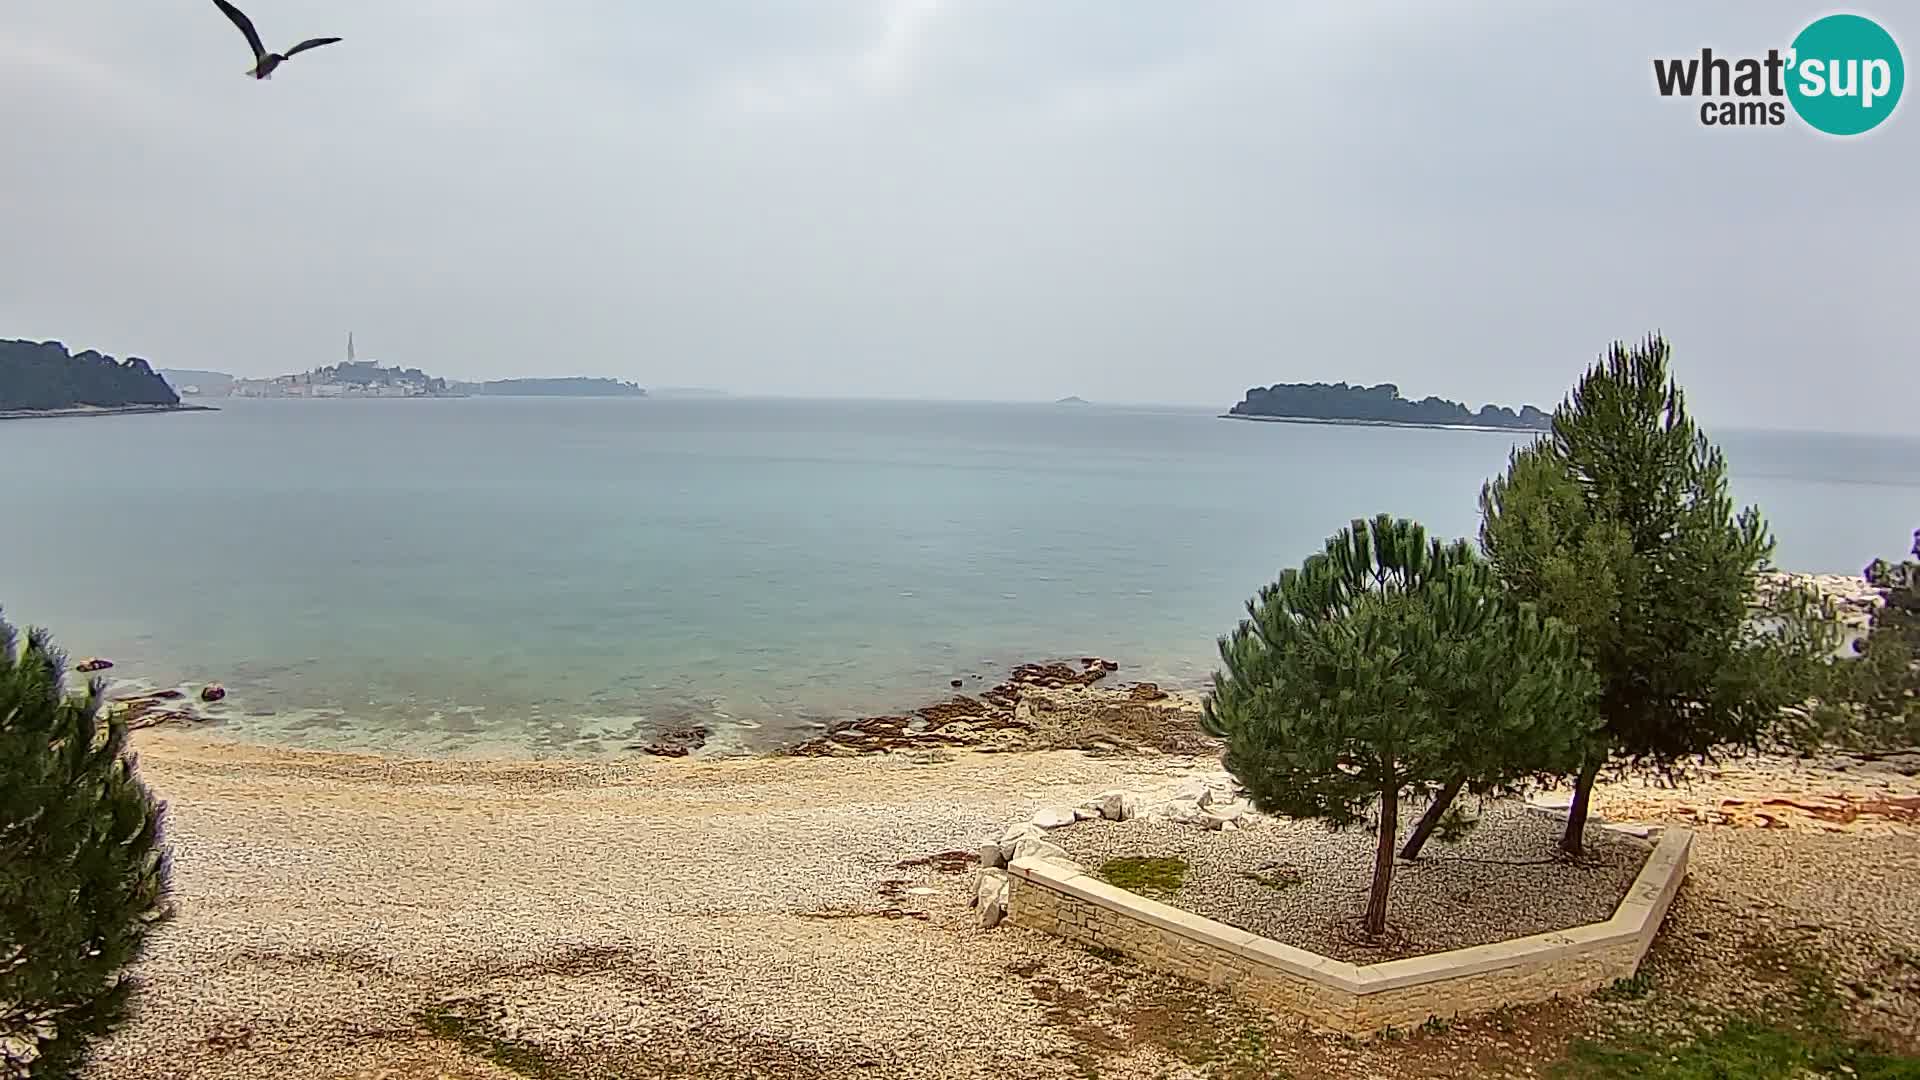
top-left (2, 398), bottom-right (1913, 756)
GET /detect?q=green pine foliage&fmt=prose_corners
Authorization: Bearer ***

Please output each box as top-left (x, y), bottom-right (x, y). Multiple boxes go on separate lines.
top-left (1203, 514), bottom-right (1595, 937)
top-left (1480, 334), bottom-right (1838, 855)
top-left (1, 612), bottom-right (172, 1078)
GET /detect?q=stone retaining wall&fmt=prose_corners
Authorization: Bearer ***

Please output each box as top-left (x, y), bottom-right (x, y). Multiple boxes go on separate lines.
top-left (1006, 827), bottom-right (1691, 1035)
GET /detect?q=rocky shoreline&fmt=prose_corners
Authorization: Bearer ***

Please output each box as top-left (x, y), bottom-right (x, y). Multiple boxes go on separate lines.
top-left (71, 567), bottom-right (1898, 761)
top-left (0, 403), bottom-right (217, 421)
top-left (785, 657), bottom-right (1214, 759)
top-left (1218, 413), bottom-right (1541, 434)
top-left (79, 652), bottom-right (1215, 761)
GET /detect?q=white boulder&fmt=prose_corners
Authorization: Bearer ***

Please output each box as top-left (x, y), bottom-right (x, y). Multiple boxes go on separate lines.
top-left (1203, 801), bottom-right (1248, 830)
top-left (1072, 806), bottom-right (1101, 821)
top-left (1149, 799), bottom-right (1214, 827)
top-left (1009, 836), bottom-right (1079, 871)
top-left (999, 822), bottom-right (1047, 848)
top-left (1032, 806), bottom-right (1079, 829)
top-left (1094, 790), bottom-right (1140, 821)
top-left (973, 868), bottom-right (1011, 929)
top-left (1173, 778), bottom-right (1217, 808)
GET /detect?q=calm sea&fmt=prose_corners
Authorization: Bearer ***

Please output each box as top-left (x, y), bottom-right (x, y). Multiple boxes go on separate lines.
top-left (2, 398), bottom-right (1913, 756)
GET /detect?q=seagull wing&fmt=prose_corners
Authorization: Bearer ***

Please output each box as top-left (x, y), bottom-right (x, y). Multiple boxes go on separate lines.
top-left (283, 37), bottom-right (344, 59)
top-left (211, 0), bottom-right (266, 61)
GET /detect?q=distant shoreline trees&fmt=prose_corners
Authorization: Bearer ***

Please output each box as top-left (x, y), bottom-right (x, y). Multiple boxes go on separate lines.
top-left (0, 340), bottom-right (181, 412)
top-left (1228, 382), bottom-right (1550, 430)
top-left (474, 377), bottom-right (647, 397)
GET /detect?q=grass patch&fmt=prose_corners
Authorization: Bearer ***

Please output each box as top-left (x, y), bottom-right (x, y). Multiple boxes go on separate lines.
top-left (1594, 970), bottom-right (1656, 1002)
top-left (1558, 942), bottom-right (1920, 1079)
top-left (1185, 1021), bottom-right (1288, 1080)
top-left (1122, 993), bottom-right (1288, 1080)
top-left (1556, 1017), bottom-right (1920, 1079)
top-left (416, 1003), bottom-right (574, 1079)
top-left (1097, 856), bottom-right (1187, 897)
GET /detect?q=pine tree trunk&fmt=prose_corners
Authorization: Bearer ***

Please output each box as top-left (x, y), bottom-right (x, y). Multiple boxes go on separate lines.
top-left (1399, 774), bottom-right (1466, 861)
top-left (1364, 782), bottom-right (1399, 937)
top-left (1560, 756), bottom-right (1603, 858)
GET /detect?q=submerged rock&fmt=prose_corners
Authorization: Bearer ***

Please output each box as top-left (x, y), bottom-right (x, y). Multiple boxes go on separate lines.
top-left (199, 683), bottom-right (226, 703)
top-left (638, 724), bottom-right (710, 758)
top-left (113, 690), bottom-right (210, 731)
top-left (783, 657), bottom-right (1147, 757)
top-left (76, 658), bottom-right (114, 673)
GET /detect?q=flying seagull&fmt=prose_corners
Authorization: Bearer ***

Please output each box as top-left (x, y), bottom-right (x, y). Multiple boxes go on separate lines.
top-left (212, 0), bottom-right (341, 80)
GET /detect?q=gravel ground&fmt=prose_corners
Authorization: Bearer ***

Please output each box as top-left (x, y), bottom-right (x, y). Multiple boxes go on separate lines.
top-left (1048, 802), bottom-right (1649, 961)
top-left (86, 733), bottom-right (1225, 1080)
top-left (73, 735), bottom-right (1920, 1080)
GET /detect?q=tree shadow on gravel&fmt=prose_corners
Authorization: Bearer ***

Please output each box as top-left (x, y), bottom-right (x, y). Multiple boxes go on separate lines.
top-left (412, 997), bottom-right (846, 1080)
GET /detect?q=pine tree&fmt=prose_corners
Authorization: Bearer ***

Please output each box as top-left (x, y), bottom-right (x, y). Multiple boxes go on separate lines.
top-left (1, 613), bottom-right (172, 1078)
top-left (1202, 516), bottom-right (1594, 937)
top-left (1480, 335), bottom-right (1832, 856)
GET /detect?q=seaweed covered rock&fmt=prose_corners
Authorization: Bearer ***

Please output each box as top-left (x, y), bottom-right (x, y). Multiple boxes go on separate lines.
top-left (784, 657), bottom-right (1160, 757)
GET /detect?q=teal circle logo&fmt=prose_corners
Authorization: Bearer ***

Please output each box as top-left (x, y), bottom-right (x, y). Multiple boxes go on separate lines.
top-left (1787, 14), bottom-right (1904, 135)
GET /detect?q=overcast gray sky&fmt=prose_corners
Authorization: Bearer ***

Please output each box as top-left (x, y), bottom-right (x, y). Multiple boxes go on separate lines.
top-left (2, 2), bottom-right (1913, 429)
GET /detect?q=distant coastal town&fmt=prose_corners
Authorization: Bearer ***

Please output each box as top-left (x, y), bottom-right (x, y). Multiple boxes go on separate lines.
top-left (2, 332), bottom-right (660, 417)
top-left (219, 334), bottom-right (449, 398)
top-left (189, 335), bottom-right (648, 400)
top-left (230, 362), bottom-right (455, 399)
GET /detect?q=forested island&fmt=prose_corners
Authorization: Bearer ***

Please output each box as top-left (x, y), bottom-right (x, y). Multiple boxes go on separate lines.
top-left (468, 377), bottom-right (647, 397)
top-left (1, 339), bottom-right (206, 417)
top-left (1225, 382), bottom-right (1551, 431)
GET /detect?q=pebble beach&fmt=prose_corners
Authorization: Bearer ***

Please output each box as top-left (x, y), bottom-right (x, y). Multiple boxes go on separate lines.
top-left (85, 730), bottom-right (1920, 1080)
